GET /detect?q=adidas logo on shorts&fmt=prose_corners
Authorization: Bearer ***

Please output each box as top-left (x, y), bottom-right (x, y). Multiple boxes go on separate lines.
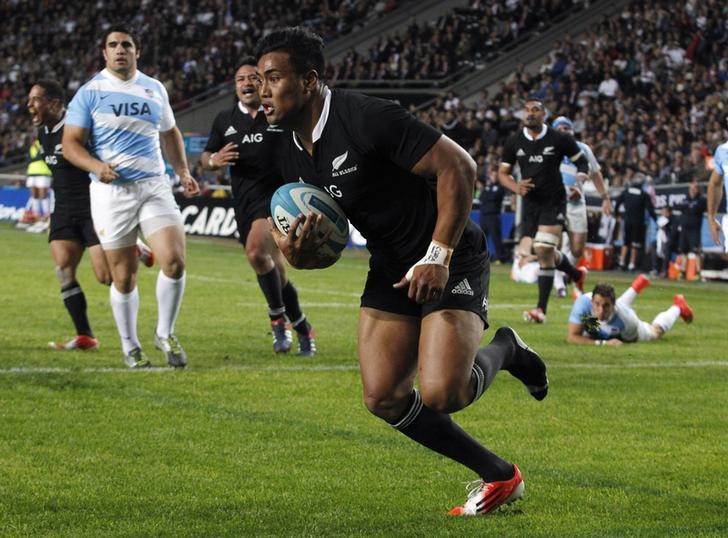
top-left (451, 278), bottom-right (474, 296)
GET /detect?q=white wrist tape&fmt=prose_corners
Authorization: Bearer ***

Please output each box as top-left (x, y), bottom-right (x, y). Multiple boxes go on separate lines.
top-left (404, 241), bottom-right (454, 281)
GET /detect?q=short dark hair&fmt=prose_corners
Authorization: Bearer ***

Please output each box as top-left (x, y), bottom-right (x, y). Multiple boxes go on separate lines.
top-left (254, 26), bottom-right (325, 76)
top-left (100, 23), bottom-right (140, 51)
top-left (592, 283), bottom-right (616, 303)
top-left (236, 56), bottom-right (258, 71)
top-left (34, 79), bottom-right (65, 104)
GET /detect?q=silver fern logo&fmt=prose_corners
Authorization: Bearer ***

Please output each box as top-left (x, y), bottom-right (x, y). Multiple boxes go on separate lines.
top-left (332, 151), bottom-right (348, 171)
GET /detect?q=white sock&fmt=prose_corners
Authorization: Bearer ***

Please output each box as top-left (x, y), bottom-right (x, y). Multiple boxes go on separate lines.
top-left (40, 197), bottom-right (50, 217)
top-left (652, 306), bottom-right (680, 333)
top-left (110, 284), bottom-right (140, 354)
top-left (553, 270), bottom-right (565, 290)
top-left (156, 271), bottom-right (186, 337)
top-left (29, 197), bottom-right (40, 215)
top-left (618, 288), bottom-right (638, 309)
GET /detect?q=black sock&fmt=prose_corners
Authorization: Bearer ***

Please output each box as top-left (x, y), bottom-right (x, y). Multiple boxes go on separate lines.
top-left (555, 251), bottom-right (581, 281)
top-left (257, 267), bottom-right (285, 320)
top-left (61, 281), bottom-right (92, 337)
top-left (537, 268), bottom-right (554, 312)
top-left (392, 390), bottom-right (512, 481)
top-left (282, 281), bottom-right (307, 331)
top-left (471, 329), bottom-right (515, 401)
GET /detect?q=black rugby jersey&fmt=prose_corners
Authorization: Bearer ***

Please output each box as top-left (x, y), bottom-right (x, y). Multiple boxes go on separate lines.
top-left (277, 88), bottom-right (449, 265)
top-left (614, 185), bottom-right (657, 223)
top-left (501, 125), bottom-right (587, 202)
top-left (204, 102), bottom-right (285, 204)
top-left (38, 114), bottom-right (91, 213)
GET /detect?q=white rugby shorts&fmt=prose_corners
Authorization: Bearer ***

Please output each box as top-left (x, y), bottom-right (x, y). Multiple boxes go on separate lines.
top-left (566, 201), bottom-right (588, 234)
top-left (90, 177), bottom-right (182, 249)
top-left (26, 175), bottom-right (52, 189)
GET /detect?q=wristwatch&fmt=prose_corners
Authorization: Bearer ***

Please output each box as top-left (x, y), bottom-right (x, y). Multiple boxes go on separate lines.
top-left (208, 152), bottom-right (217, 169)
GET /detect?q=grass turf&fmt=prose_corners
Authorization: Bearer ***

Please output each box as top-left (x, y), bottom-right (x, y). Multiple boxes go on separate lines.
top-left (0, 221), bottom-right (726, 537)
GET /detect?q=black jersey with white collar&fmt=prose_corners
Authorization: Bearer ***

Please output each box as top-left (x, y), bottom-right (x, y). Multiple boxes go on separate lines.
top-left (277, 88), bottom-right (450, 265)
top-left (37, 114), bottom-right (91, 212)
top-left (501, 125), bottom-right (586, 203)
top-left (205, 102), bottom-right (285, 202)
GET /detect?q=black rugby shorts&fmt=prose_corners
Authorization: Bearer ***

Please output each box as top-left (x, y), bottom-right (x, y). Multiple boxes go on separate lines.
top-left (360, 248), bottom-right (490, 328)
top-left (48, 209), bottom-right (100, 246)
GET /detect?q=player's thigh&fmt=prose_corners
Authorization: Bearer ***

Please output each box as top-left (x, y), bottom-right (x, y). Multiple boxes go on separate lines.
top-left (145, 223), bottom-right (186, 271)
top-left (49, 239), bottom-right (84, 273)
top-left (244, 217), bottom-right (279, 269)
top-left (417, 309), bottom-right (483, 398)
top-left (566, 203), bottom-right (588, 235)
top-left (90, 181), bottom-right (140, 249)
top-left (358, 308), bottom-right (420, 406)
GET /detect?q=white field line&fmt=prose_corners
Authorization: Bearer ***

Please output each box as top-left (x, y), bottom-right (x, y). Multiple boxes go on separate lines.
top-left (1, 361), bottom-right (727, 376)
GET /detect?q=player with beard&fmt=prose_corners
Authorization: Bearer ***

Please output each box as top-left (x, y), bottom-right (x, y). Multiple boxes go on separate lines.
top-left (27, 80), bottom-right (112, 351)
top-left (255, 27), bottom-right (549, 516)
top-left (200, 58), bottom-right (316, 356)
top-left (63, 23), bottom-right (200, 368)
top-left (498, 99), bottom-right (590, 323)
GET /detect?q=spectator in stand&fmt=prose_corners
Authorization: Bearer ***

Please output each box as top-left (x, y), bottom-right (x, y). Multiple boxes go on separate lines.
top-left (675, 181), bottom-right (707, 279)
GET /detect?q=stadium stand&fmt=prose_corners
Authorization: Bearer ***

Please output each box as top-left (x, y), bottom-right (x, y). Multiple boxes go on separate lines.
top-left (413, 0), bottom-right (728, 188)
top-left (0, 0), bottom-right (403, 168)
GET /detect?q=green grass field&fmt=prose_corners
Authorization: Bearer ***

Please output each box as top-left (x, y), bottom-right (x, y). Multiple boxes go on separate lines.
top-left (1, 220), bottom-right (726, 537)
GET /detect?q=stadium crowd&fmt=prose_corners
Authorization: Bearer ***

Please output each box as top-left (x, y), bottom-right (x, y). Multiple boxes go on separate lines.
top-left (415, 0), bottom-right (728, 190)
top-left (0, 0), bottom-right (401, 166)
top-left (326, 0), bottom-right (576, 84)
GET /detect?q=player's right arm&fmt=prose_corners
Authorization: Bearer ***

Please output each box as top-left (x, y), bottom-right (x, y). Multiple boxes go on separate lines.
top-left (707, 168), bottom-right (724, 246)
top-left (62, 125), bottom-right (119, 182)
top-left (497, 140), bottom-right (533, 195)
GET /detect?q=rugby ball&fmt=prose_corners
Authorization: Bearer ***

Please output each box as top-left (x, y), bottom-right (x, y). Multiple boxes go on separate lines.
top-left (270, 182), bottom-right (349, 260)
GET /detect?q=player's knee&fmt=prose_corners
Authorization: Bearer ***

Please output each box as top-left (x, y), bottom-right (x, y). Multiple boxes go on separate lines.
top-left (95, 268), bottom-right (113, 286)
top-left (54, 266), bottom-right (75, 287)
top-left (419, 384), bottom-right (467, 414)
top-left (246, 247), bottom-right (273, 273)
top-left (363, 390), bottom-right (411, 422)
top-left (160, 256), bottom-right (185, 279)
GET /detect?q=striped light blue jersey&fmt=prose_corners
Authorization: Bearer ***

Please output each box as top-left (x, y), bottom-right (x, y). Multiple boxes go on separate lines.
top-left (569, 292), bottom-right (636, 341)
top-left (714, 141), bottom-right (728, 190)
top-left (559, 141), bottom-right (600, 204)
top-left (66, 68), bottom-right (175, 184)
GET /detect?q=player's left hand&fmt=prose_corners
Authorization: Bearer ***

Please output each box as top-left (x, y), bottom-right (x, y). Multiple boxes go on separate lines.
top-left (601, 197), bottom-right (613, 216)
top-left (709, 217), bottom-right (722, 246)
top-left (393, 263), bottom-right (449, 304)
top-left (567, 185), bottom-right (582, 200)
top-left (180, 170), bottom-right (200, 198)
top-left (268, 213), bottom-right (336, 269)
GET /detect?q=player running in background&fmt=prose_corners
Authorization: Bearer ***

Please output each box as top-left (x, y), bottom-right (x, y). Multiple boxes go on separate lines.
top-left (499, 99), bottom-right (589, 323)
top-left (200, 58), bottom-right (316, 356)
top-left (551, 116), bottom-right (612, 293)
top-left (566, 275), bottom-right (693, 346)
top-left (63, 23), bottom-right (199, 368)
top-left (28, 80), bottom-right (111, 351)
top-left (707, 127), bottom-right (728, 253)
top-left (256, 26), bottom-right (548, 516)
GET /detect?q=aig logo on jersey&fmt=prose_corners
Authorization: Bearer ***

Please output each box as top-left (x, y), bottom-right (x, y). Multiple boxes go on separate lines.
top-left (240, 133), bottom-right (263, 144)
top-left (529, 155), bottom-right (543, 163)
top-left (331, 150), bottom-right (358, 177)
